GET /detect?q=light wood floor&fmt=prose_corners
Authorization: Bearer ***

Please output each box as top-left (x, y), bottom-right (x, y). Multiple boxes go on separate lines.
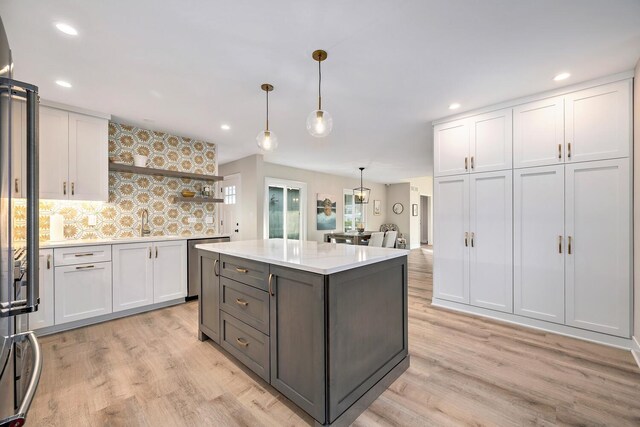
top-left (29, 247), bottom-right (640, 426)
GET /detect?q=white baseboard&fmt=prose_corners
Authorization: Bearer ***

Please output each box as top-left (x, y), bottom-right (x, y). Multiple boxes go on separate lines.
top-left (632, 336), bottom-right (640, 370)
top-left (432, 298), bottom-right (633, 350)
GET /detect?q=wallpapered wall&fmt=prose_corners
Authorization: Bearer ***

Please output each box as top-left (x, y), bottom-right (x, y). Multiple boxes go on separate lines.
top-left (13, 122), bottom-right (219, 241)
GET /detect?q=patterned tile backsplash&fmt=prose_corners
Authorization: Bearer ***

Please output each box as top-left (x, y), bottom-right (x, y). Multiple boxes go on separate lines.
top-left (13, 122), bottom-right (219, 242)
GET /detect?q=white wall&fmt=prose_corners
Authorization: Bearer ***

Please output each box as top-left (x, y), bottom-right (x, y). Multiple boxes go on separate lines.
top-left (219, 154), bottom-right (264, 240)
top-left (386, 183), bottom-right (411, 243)
top-left (408, 176), bottom-right (433, 245)
top-left (409, 185), bottom-right (420, 249)
top-left (263, 162), bottom-right (388, 242)
top-left (633, 59), bottom-right (640, 354)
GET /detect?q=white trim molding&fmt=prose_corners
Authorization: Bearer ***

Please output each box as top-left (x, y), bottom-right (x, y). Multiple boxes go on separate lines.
top-left (632, 336), bottom-right (640, 370)
top-left (433, 298), bottom-right (633, 350)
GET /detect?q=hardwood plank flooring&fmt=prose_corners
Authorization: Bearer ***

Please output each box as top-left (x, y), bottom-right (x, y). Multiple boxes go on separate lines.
top-left (29, 247), bottom-right (640, 426)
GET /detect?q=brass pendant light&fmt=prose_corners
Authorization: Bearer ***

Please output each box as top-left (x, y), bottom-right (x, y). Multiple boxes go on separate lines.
top-left (307, 50), bottom-right (333, 138)
top-left (353, 167), bottom-right (370, 204)
top-left (256, 83), bottom-right (278, 151)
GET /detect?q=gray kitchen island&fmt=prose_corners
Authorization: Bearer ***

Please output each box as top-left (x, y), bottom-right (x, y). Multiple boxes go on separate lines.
top-left (196, 239), bottom-right (409, 426)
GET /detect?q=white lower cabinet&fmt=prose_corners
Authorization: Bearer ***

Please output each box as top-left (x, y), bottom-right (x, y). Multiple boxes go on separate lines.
top-left (469, 171), bottom-right (512, 313)
top-left (54, 262), bottom-right (112, 324)
top-left (153, 241), bottom-right (187, 303)
top-left (513, 166), bottom-right (565, 323)
top-left (112, 243), bottom-right (154, 312)
top-left (30, 250), bottom-right (54, 330)
top-left (112, 240), bottom-right (187, 309)
top-left (565, 159), bottom-right (630, 337)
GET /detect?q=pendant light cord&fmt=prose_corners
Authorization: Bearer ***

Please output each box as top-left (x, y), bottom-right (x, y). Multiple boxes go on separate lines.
top-left (318, 59), bottom-right (322, 111)
top-left (266, 88), bottom-right (269, 131)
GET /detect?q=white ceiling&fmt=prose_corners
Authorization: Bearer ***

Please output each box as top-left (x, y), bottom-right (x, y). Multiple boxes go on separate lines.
top-left (2, 0), bottom-right (640, 183)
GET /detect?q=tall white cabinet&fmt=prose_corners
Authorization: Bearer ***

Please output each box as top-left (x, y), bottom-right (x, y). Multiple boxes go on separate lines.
top-left (434, 77), bottom-right (632, 342)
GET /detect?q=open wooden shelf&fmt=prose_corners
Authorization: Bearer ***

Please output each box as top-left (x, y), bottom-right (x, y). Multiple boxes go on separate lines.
top-left (170, 196), bottom-right (224, 203)
top-left (109, 163), bottom-right (223, 182)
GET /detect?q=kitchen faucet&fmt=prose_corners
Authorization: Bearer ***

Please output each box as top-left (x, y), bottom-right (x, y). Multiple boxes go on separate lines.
top-left (140, 209), bottom-right (150, 237)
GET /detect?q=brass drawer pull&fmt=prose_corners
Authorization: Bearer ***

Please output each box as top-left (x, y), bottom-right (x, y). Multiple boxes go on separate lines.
top-left (148, 247), bottom-right (152, 259)
top-left (155, 247), bottom-right (158, 258)
top-left (236, 337), bottom-right (249, 347)
top-left (558, 144), bottom-right (562, 159)
top-left (568, 236), bottom-right (572, 255)
top-left (235, 267), bottom-right (248, 273)
top-left (470, 232), bottom-right (475, 248)
top-left (47, 255), bottom-right (51, 270)
top-left (567, 142), bottom-right (572, 159)
top-left (464, 157), bottom-right (468, 171)
top-left (235, 298), bottom-right (249, 307)
top-left (268, 273), bottom-right (275, 296)
top-left (71, 182), bottom-right (75, 196)
top-left (74, 253), bottom-right (94, 257)
top-left (63, 181), bottom-right (67, 195)
top-left (214, 259), bottom-right (219, 276)
top-left (464, 232), bottom-right (468, 247)
top-left (76, 265), bottom-right (95, 270)
top-left (558, 235), bottom-right (562, 254)
top-left (470, 156), bottom-right (474, 170)
top-left (14, 178), bottom-right (18, 193)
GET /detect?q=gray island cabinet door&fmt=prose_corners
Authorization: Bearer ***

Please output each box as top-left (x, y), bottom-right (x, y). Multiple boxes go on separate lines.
top-left (269, 265), bottom-right (326, 424)
top-left (199, 250), bottom-right (220, 343)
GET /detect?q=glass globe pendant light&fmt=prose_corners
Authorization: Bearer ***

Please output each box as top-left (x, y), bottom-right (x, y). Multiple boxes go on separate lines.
top-left (256, 83), bottom-right (278, 151)
top-left (307, 50), bottom-right (333, 138)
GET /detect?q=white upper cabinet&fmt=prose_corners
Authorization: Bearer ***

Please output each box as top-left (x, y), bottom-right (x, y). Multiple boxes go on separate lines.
top-left (564, 80), bottom-right (631, 163)
top-left (39, 106), bottom-right (70, 200)
top-left (39, 106), bottom-right (109, 201)
top-left (513, 166), bottom-right (565, 323)
top-left (153, 240), bottom-right (187, 303)
top-left (565, 159), bottom-right (630, 337)
top-left (469, 109), bottom-right (512, 173)
top-left (469, 170), bottom-right (512, 313)
top-left (513, 96), bottom-right (564, 168)
top-left (433, 175), bottom-right (469, 303)
top-left (434, 119), bottom-right (469, 177)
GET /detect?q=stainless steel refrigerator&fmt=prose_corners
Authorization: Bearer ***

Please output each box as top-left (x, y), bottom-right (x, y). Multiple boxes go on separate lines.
top-left (0, 15), bottom-right (42, 427)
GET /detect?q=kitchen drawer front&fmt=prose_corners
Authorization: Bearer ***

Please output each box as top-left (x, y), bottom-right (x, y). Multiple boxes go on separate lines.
top-left (220, 312), bottom-right (270, 381)
top-left (54, 245), bottom-right (112, 266)
top-left (220, 277), bottom-right (269, 335)
top-left (220, 255), bottom-right (269, 291)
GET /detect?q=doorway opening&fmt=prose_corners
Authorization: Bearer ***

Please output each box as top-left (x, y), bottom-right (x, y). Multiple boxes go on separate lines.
top-left (420, 195), bottom-right (430, 245)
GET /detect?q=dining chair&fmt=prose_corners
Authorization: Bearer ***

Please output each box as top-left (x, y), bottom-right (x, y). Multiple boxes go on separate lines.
top-left (368, 232), bottom-right (385, 247)
top-left (383, 230), bottom-right (398, 248)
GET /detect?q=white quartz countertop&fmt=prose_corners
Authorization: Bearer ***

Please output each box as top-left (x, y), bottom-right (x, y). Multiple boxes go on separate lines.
top-left (37, 234), bottom-right (231, 249)
top-left (195, 239), bottom-right (409, 275)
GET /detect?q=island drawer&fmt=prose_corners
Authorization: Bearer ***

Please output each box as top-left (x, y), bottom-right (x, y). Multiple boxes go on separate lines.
top-left (220, 277), bottom-right (270, 335)
top-left (220, 312), bottom-right (270, 382)
top-left (220, 255), bottom-right (269, 291)
top-left (54, 245), bottom-right (112, 266)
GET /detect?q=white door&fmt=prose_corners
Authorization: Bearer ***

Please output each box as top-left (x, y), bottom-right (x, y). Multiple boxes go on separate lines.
top-left (433, 119), bottom-right (469, 177)
top-left (469, 108), bottom-right (512, 173)
top-left (469, 171), bottom-right (513, 313)
top-left (112, 243), bottom-right (154, 312)
top-left (54, 262), bottom-right (112, 324)
top-left (153, 241), bottom-right (187, 303)
top-left (11, 99), bottom-right (26, 198)
top-left (68, 113), bottom-right (109, 201)
top-left (265, 178), bottom-right (307, 241)
top-left (433, 175), bottom-right (469, 303)
top-left (513, 165), bottom-right (565, 323)
top-left (513, 96), bottom-right (564, 168)
top-left (29, 250), bottom-right (54, 330)
top-left (564, 80), bottom-right (631, 163)
top-left (565, 159), bottom-right (630, 337)
top-left (220, 174), bottom-right (241, 240)
top-left (39, 106), bottom-right (69, 200)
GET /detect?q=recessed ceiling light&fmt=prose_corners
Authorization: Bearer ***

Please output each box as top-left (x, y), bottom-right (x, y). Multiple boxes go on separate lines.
top-left (55, 80), bottom-right (72, 88)
top-left (554, 72), bottom-right (570, 81)
top-left (449, 103), bottom-right (461, 110)
top-left (55, 22), bottom-right (78, 36)
top-left (221, 124), bottom-right (230, 130)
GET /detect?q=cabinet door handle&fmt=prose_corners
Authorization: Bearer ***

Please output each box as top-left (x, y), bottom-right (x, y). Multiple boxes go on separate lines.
top-left (75, 265), bottom-right (95, 270)
top-left (213, 259), bottom-right (219, 276)
top-left (63, 181), bottom-right (67, 195)
top-left (235, 298), bottom-right (249, 307)
top-left (464, 157), bottom-right (468, 171)
top-left (235, 267), bottom-right (248, 273)
top-left (567, 143), bottom-right (571, 159)
top-left (470, 232), bottom-right (475, 248)
top-left (268, 273), bottom-right (275, 296)
top-left (568, 236), bottom-right (572, 255)
top-left (464, 232), bottom-right (468, 247)
top-left (46, 255), bottom-right (51, 270)
top-left (470, 156), bottom-right (474, 170)
top-left (148, 247), bottom-right (152, 259)
top-left (558, 144), bottom-right (562, 160)
top-left (236, 337), bottom-right (249, 347)
top-left (71, 182), bottom-right (75, 196)
top-left (155, 247), bottom-right (158, 258)
top-left (74, 253), bottom-right (94, 257)
top-left (14, 178), bottom-right (19, 193)
top-left (558, 235), bottom-right (562, 254)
